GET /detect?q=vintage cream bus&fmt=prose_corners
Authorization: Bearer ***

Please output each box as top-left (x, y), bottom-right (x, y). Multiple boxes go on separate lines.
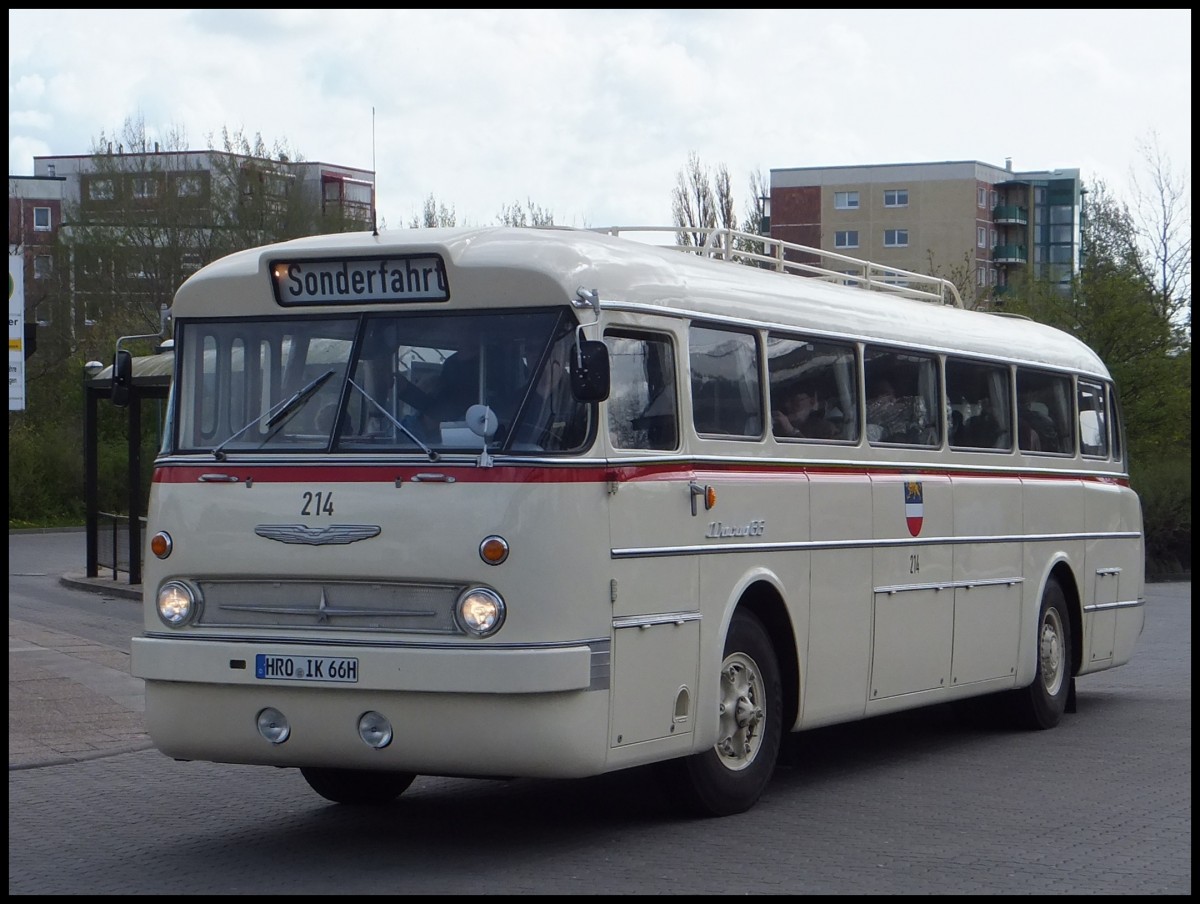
top-left (129, 225), bottom-right (1145, 816)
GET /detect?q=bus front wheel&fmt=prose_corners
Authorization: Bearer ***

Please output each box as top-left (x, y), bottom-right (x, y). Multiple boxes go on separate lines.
top-left (1011, 577), bottom-right (1072, 730)
top-left (659, 609), bottom-right (782, 817)
top-left (299, 767), bottom-right (416, 805)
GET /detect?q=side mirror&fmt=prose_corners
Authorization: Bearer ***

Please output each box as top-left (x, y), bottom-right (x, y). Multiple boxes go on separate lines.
top-left (570, 339), bottom-right (610, 402)
top-left (112, 349), bottom-right (133, 408)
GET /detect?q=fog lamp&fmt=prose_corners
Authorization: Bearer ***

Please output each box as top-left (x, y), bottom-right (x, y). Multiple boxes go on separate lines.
top-left (358, 711), bottom-right (393, 749)
top-left (256, 707), bottom-right (290, 744)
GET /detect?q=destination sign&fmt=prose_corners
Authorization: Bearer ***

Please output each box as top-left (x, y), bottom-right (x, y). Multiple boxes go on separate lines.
top-left (270, 255), bottom-right (449, 305)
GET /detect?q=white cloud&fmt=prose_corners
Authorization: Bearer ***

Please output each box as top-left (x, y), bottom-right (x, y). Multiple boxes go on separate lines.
top-left (7, 8), bottom-right (1191, 226)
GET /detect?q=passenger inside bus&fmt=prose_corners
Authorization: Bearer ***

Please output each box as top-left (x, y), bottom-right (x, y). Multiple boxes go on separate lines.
top-left (959, 396), bottom-right (1004, 448)
top-left (771, 385), bottom-right (836, 439)
top-left (866, 378), bottom-right (905, 442)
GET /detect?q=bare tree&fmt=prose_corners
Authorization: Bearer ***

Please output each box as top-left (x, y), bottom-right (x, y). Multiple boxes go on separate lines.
top-left (409, 194), bottom-right (457, 228)
top-left (1129, 131), bottom-right (1191, 331)
top-left (496, 198), bottom-right (554, 226)
top-left (672, 152), bottom-right (719, 246)
top-left (742, 169), bottom-right (769, 236)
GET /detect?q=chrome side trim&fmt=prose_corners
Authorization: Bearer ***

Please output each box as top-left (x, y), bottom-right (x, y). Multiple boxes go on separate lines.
top-left (874, 577), bottom-right (1024, 595)
top-left (612, 530), bottom-right (1141, 560)
top-left (613, 611), bottom-right (703, 630)
top-left (1083, 598), bottom-right (1146, 613)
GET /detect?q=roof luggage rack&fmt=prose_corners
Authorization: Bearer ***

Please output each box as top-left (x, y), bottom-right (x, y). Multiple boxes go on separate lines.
top-left (592, 226), bottom-right (964, 308)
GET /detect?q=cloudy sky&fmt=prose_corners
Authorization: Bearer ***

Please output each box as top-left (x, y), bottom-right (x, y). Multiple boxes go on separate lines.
top-left (8, 9), bottom-right (1192, 230)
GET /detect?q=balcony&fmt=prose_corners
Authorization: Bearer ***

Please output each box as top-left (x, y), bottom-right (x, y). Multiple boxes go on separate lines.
top-left (992, 204), bottom-right (1028, 225)
top-left (992, 244), bottom-right (1027, 264)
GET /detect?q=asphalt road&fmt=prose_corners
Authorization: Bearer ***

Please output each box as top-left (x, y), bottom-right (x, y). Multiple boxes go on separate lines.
top-left (8, 530), bottom-right (1192, 894)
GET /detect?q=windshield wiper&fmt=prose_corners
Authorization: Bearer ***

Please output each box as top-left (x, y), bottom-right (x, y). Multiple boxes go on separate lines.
top-left (211, 370), bottom-right (335, 461)
top-left (347, 377), bottom-right (439, 461)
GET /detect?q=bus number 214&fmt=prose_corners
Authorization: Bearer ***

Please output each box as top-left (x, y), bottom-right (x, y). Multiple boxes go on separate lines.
top-left (301, 491), bottom-right (335, 516)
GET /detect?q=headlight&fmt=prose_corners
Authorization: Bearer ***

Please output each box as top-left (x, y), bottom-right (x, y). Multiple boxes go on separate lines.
top-left (156, 580), bottom-right (201, 627)
top-left (455, 587), bottom-right (506, 637)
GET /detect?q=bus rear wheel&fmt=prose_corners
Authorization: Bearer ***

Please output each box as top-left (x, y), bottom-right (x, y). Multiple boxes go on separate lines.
top-left (299, 767), bottom-right (416, 805)
top-left (659, 610), bottom-right (782, 817)
top-left (1011, 577), bottom-right (1072, 730)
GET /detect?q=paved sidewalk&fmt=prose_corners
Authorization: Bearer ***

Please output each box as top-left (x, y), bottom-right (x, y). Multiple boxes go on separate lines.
top-left (8, 574), bottom-right (152, 770)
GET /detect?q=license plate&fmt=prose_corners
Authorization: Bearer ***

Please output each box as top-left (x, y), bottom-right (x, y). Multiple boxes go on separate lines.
top-left (255, 653), bottom-right (358, 683)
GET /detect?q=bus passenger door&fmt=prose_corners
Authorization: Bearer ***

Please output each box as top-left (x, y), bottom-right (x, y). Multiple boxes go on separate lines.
top-left (869, 474), bottom-right (953, 702)
top-left (604, 327), bottom-right (700, 753)
top-left (607, 464), bottom-right (700, 750)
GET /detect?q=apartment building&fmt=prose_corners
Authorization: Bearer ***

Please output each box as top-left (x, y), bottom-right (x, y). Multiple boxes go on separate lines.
top-left (31, 148), bottom-right (375, 226)
top-left (8, 173), bottom-right (65, 334)
top-left (8, 148), bottom-right (375, 353)
top-left (766, 160), bottom-right (1084, 307)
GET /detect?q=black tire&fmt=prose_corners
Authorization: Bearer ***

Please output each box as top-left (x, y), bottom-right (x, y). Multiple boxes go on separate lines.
top-left (658, 610), bottom-right (783, 817)
top-left (299, 767), bottom-right (416, 805)
top-left (1011, 577), bottom-right (1072, 730)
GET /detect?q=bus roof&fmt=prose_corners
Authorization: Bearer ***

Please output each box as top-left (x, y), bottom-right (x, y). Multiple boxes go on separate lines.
top-left (173, 225), bottom-right (1110, 379)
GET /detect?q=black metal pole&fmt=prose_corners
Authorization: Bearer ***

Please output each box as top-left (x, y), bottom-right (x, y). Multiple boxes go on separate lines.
top-left (84, 384), bottom-right (99, 578)
top-left (128, 390), bottom-right (142, 585)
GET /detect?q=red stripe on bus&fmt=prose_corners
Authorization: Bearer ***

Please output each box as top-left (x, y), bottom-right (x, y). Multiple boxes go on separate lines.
top-left (152, 461), bottom-right (1130, 487)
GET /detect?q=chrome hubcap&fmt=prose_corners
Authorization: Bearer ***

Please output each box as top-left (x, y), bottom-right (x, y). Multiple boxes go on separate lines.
top-left (715, 652), bottom-right (765, 770)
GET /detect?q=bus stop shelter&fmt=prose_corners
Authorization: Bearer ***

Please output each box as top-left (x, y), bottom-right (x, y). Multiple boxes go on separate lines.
top-left (84, 350), bottom-right (173, 586)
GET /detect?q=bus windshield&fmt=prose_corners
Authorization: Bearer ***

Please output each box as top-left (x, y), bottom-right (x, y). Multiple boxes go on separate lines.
top-left (174, 307), bottom-right (593, 457)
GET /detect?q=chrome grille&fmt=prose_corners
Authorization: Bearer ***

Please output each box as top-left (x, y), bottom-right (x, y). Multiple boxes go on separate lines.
top-left (195, 579), bottom-right (464, 633)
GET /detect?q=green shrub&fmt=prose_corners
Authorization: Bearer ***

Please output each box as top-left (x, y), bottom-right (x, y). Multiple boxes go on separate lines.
top-left (1132, 456), bottom-right (1192, 579)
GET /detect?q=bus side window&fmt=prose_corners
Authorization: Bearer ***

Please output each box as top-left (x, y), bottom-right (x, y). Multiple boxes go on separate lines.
top-left (864, 347), bottom-right (939, 446)
top-left (1017, 368), bottom-right (1075, 455)
top-left (766, 332), bottom-right (859, 442)
top-left (946, 357), bottom-right (1012, 451)
top-left (689, 324), bottom-right (761, 438)
top-left (1078, 379), bottom-right (1109, 458)
top-left (605, 332), bottom-right (678, 451)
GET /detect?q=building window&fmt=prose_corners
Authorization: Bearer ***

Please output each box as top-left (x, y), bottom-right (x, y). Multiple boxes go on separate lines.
top-left (990, 268), bottom-right (997, 285)
top-left (978, 187), bottom-right (987, 207)
top-left (977, 226), bottom-right (987, 248)
top-left (977, 268), bottom-right (987, 286)
top-left (176, 175), bottom-right (203, 198)
top-left (89, 179), bottom-right (114, 201)
top-left (33, 207), bottom-right (52, 231)
top-left (834, 191), bottom-right (859, 210)
top-left (884, 229), bottom-right (908, 247)
top-left (884, 189), bottom-right (908, 208)
top-left (835, 230), bottom-right (859, 249)
top-left (990, 191), bottom-right (998, 208)
top-left (34, 255), bottom-right (53, 280)
top-left (132, 176), bottom-right (159, 200)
